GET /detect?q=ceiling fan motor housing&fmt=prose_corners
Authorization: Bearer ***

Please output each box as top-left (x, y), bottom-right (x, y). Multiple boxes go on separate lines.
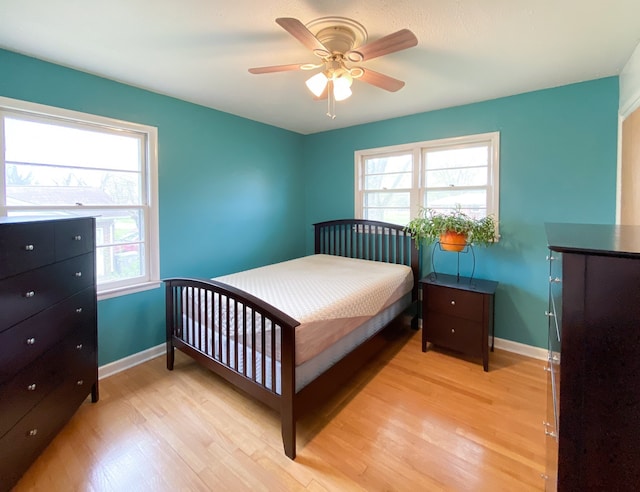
top-left (316, 26), bottom-right (357, 54)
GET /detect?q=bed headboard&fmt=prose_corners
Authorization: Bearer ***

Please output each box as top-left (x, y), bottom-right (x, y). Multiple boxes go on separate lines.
top-left (314, 219), bottom-right (419, 298)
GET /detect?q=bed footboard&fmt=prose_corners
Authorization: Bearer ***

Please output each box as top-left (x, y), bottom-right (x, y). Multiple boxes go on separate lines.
top-left (164, 277), bottom-right (300, 447)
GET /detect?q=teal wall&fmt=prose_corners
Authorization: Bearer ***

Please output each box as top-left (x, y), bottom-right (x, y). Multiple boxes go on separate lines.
top-left (1, 48), bottom-right (620, 358)
top-left (303, 78), bottom-right (619, 348)
top-left (0, 49), bottom-right (306, 365)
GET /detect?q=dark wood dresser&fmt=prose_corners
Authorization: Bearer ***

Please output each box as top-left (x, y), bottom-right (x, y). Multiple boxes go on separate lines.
top-left (544, 223), bottom-right (640, 491)
top-left (0, 216), bottom-right (98, 491)
top-left (420, 273), bottom-right (498, 371)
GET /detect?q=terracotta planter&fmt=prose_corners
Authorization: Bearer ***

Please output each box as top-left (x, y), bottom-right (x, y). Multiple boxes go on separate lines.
top-left (439, 231), bottom-right (468, 252)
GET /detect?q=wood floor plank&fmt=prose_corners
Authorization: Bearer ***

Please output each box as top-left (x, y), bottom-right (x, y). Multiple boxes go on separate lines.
top-left (12, 328), bottom-right (546, 491)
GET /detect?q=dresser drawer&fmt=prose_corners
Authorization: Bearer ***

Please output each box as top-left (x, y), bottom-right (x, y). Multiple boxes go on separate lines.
top-left (0, 322), bottom-right (96, 438)
top-left (0, 221), bottom-right (55, 280)
top-left (63, 324), bottom-right (97, 381)
top-left (424, 311), bottom-right (483, 356)
top-left (0, 373), bottom-right (92, 488)
top-left (54, 218), bottom-right (94, 261)
top-left (425, 284), bottom-right (484, 322)
top-left (0, 253), bottom-right (95, 332)
top-left (0, 341), bottom-right (66, 438)
top-left (0, 288), bottom-right (96, 383)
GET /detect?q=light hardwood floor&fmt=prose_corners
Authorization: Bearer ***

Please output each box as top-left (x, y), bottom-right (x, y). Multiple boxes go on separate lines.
top-left (13, 328), bottom-right (547, 491)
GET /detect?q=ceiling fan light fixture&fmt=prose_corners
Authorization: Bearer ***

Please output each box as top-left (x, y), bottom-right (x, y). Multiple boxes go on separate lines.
top-left (333, 75), bottom-right (353, 101)
top-left (305, 72), bottom-right (328, 97)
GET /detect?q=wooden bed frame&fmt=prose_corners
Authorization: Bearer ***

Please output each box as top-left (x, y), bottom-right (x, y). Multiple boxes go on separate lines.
top-left (164, 219), bottom-right (419, 459)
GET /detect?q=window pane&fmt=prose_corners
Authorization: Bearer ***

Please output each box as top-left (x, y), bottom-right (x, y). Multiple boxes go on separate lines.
top-left (364, 191), bottom-right (410, 208)
top-left (364, 172), bottom-right (411, 190)
top-left (6, 163), bottom-right (141, 205)
top-left (365, 155), bottom-right (412, 174)
top-left (424, 189), bottom-right (487, 215)
top-left (95, 209), bottom-right (145, 283)
top-left (97, 244), bottom-right (145, 284)
top-left (425, 146), bottom-right (488, 170)
top-left (426, 167), bottom-right (487, 187)
top-left (5, 118), bottom-right (141, 171)
top-left (364, 208), bottom-right (411, 224)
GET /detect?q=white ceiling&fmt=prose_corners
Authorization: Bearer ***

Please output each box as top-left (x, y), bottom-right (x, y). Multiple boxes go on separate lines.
top-left (1, 0), bottom-right (639, 135)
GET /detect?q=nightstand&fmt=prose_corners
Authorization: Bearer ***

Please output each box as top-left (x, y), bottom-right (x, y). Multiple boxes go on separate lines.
top-left (420, 273), bottom-right (498, 371)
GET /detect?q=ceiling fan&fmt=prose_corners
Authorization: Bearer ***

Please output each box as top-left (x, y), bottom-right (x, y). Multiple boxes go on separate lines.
top-left (248, 17), bottom-right (418, 118)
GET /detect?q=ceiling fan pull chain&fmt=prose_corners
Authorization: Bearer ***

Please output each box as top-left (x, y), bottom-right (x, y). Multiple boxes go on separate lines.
top-left (327, 80), bottom-right (336, 119)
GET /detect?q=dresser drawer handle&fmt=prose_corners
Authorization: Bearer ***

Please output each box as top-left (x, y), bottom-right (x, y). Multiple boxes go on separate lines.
top-left (76, 307), bottom-right (83, 313)
top-left (28, 429), bottom-right (38, 437)
top-left (451, 328), bottom-right (455, 334)
top-left (24, 244), bottom-right (35, 251)
top-left (24, 290), bottom-right (35, 298)
top-left (74, 271), bottom-right (82, 277)
top-left (27, 383), bottom-right (37, 391)
top-left (26, 337), bottom-right (36, 345)
top-left (76, 343), bottom-right (83, 350)
top-left (450, 300), bottom-right (456, 306)
top-left (76, 379), bottom-right (84, 386)
top-left (73, 235), bottom-right (82, 241)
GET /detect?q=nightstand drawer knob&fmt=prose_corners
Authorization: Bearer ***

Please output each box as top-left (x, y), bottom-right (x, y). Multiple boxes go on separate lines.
top-left (73, 235), bottom-right (82, 241)
top-left (27, 383), bottom-right (37, 391)
top-left (26, 337), bottom-right (36, 345)
top-left (450, 300), bottom-right (455, 305)
top-left (28, 429), bottom-right (38, 437)
top-left (451, 329), bottom-right (455, 334)
top-left (24, 244), bottom-right (34, 251)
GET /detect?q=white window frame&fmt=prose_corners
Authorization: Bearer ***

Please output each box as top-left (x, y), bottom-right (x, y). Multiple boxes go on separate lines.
top-left (355, 132), bottom-right (500, 231)
top-left (0, 96), bottom-right (160, 300)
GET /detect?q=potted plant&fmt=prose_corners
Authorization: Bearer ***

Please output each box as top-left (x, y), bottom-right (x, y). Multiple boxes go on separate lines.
top-left (405, 206), bottom-right (498, 251)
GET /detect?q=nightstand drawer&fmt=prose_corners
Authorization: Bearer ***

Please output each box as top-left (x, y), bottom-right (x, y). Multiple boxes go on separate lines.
top-left (420, 274), bottom-right (497, 371)
top-left (425, 284), bottom-right (484, 322)
top-left (424, 312), bottom-right (483, 356)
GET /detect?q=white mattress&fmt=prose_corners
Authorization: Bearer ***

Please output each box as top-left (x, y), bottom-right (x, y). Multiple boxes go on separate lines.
top-left (180, 254), bottom-right (414, 392)
top-left (215, 254), bottom-right (413, 363)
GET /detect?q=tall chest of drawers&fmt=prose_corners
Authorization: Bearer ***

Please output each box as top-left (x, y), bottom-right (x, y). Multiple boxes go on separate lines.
top-left (544, 223), bottom-right (640, 491)
top-left (0, 216), bottom-right (98, 491)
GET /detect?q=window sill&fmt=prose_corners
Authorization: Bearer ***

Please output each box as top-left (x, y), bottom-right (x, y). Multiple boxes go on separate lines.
top-left (97, 280), bottom-right (162, 301)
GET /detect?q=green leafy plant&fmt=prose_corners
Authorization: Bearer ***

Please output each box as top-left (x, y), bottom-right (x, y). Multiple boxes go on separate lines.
top-left (404, 206), bottom-right (498, 248)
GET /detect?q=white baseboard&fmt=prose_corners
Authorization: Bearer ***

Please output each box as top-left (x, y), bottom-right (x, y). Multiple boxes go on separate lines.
top-left (493, 337), bottom-right (547, 360)
top-left (97, 334), bottom-right (547, 381)
top-left (98, 343), bottom-right (165, 380)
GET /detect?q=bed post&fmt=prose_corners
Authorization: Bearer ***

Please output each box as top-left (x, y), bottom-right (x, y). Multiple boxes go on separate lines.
top-left (280, 324), bottom-right (296, 459)
top-left (410, 238), bottom-right (420, 330)
top-left (165, 280), bottom-right (175, 371)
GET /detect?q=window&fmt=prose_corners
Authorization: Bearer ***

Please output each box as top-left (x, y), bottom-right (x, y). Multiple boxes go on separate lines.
top-left (355, 132), bottom-right (500, 227)
top-left (0, 97), bottom-right (159, 299)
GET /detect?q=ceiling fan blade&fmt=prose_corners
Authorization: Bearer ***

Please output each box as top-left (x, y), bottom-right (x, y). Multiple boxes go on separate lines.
top-left (358, 69), bottom-right (406, 92)
top-left (276, 17), bottom-right (330, 55)
top-left (248, 63), bottom-right (306, 74)
top-left (347, 29), bottom-right (418, 62)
